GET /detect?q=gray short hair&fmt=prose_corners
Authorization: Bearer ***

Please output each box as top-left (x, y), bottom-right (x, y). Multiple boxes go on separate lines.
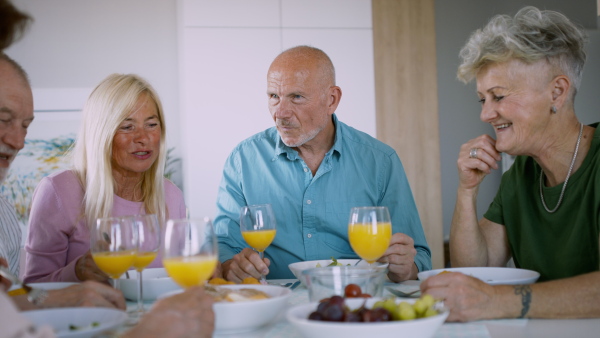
top-left (0, 52), bottom-right (29, 85)
top-left (458, 6), bottom-right (587, 99)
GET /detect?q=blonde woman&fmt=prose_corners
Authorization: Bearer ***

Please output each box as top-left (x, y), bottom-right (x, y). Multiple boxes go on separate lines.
top-left (23, 74), bottom-right (186, 283)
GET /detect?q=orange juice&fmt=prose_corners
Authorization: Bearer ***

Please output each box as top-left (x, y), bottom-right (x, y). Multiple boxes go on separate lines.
top-left (133, 251), bottom-right (158, 271)
top-left (92, 251), bottom-right (136, 278)
top-left (348, 222), bottom-right (392, 263)
top-left (163, 255), bottom-right (218, 288)
top-left (242, 229), bottom-right (276, 252)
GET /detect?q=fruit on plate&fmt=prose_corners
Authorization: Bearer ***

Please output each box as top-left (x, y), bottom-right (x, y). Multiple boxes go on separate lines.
top-left (308, 294), bottom-right (440, 323)
top-left (207, 277), bottom-right (261, 285)
top-left (373, 294), bottom-right (439, 320)
top-left (308, 295), bottom-right (391, 322)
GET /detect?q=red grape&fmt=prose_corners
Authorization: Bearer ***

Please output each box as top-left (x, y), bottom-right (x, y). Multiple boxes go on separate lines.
top-left (322, 302), bottom-right (345, 321)
top-left (308, 311), bottom-right (324, 320)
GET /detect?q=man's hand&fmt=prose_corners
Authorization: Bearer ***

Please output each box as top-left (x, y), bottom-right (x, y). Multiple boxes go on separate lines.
top-left (379, 233), bottom-right (418, 282)
top-left (123, 286), bottom-right (214, 338)
top-left (74, 250), bottom-right (110, 283)
top-left (0, 257), bottom-right (11, 291)
top-left (212, 260), bottom-right (223, 279)
top-left (222, 248), bottom-right (270, 283)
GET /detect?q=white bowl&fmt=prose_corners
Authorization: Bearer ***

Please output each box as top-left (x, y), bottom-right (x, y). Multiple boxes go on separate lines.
top-left (22, 307), bottom-right (127, 338)
top-left (418, 267), bottom-right (540, 285)
top-left (289, 259), bottom-right (388, 286)
top-left (118, 268), bottom-right (181, 301)
top-left (287, 297), bottom-right (448, 338)
top-left (159, 284), bottom-right (292, 334)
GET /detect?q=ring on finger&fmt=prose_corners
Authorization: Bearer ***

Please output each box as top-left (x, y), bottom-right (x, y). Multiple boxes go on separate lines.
top-left (469, 148), bottom-right (478, 159)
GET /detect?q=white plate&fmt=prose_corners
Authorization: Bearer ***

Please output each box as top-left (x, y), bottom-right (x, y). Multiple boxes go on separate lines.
top-left (159, 284), bottom-right (292, 334)
top-left (418, 267), bottom-right (540, 285)
top-left (22, 307), bottom-right (127, 338)
top-left (118, 268), bottom-right (181, 301)
top-left (8, 282), bottom-right (77, 292)
top-left (29, 282), bottom-right (79, 290)
top-left (286, 297), bottom-right (448, 338)
top-left (289, 259), bottom-right (388, 286)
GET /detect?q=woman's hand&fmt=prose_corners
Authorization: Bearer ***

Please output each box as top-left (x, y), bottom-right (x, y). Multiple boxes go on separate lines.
top-left (74, 250), bottom-right (110, 283)
top-left (420, 271), bottom-right (508, 321)
top-left (41, 280), bottom-right (126, 310)
top-left (457, 135), bottom-right (502, 190)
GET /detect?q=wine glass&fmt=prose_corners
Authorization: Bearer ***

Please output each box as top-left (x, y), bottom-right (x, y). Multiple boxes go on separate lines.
top-left (163, 218), bottom-right (218, 288)
top-left (240, 204), bottom-right (277, 282)
top-left (129, 214), bottom-right (160, 318)
top-left (91, 217), bottom-right (137, 290)
top-left (348, 206), bottom-right (392, 264)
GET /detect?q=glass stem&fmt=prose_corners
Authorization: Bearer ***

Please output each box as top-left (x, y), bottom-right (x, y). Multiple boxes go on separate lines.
top-left (113, 277), bottom-right (119, 291)
top-left (137, 270), bottom-right (144, 314)
top-left (259, 250), bottom-right (266, 282)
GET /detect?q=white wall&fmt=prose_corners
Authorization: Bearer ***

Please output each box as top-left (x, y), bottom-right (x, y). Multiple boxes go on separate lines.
top-left (179, 0), bottom-right (375, 219)
top-left (5, 0), bottom-right (598, 239)
top-left (5, 0), bottom-right (182, 185)
top-left (5, 0), bottom-right (375, 222)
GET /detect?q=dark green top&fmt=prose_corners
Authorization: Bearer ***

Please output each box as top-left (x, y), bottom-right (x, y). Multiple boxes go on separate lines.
top-left (484, 123), bottom-right (600, 282)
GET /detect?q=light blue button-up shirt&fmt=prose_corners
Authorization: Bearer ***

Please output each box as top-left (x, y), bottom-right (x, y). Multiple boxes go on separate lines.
top-left (215, 114), bottom-right (431, 279)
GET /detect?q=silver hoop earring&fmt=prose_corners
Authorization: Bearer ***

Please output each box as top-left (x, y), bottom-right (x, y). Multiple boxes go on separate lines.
top-left (551, 106), bottom-right (557, 114)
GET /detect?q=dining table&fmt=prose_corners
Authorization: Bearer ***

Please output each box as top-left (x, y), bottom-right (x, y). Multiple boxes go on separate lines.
top-left (123, 279), bottom-right (600, 338)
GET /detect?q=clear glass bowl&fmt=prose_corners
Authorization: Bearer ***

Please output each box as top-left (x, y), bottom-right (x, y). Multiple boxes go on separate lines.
top-left (302, 266), bottom-right (387, 302)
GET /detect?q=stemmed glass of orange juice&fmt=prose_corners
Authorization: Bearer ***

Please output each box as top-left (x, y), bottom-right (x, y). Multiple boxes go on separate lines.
top-left (128, 214), bottom-right (160, 318)
top-left (163, 218), bottom-right (218, 288)
top-left (348, 206), bottom-right (392, 264)
top-left (240, 204), bottom-right (277, 282)
top-left (91, 217), bottom-right (137, 290)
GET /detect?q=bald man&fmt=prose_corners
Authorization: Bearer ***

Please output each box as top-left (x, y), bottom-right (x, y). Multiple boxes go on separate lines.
top-left (216, 45), bottom-right (432, 283)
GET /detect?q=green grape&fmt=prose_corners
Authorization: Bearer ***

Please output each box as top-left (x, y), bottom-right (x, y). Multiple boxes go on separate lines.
top-left (420, 294), bottom-right (435, 308)
top-left (396, 301), bottom-right (416, 320)
top-left (423, 307), bottom-right (438, 318)
top-left (413, 299), bottom-right (428, 317)
top-left (382, 297), bottom-right (397, 314)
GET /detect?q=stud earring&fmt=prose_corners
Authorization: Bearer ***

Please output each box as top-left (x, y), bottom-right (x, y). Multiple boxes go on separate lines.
top-left (551, 106), bottom-right (557, 114)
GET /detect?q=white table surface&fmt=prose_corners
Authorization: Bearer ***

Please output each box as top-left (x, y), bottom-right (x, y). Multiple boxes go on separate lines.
top-left (125, 279), bottom-right (600, 338)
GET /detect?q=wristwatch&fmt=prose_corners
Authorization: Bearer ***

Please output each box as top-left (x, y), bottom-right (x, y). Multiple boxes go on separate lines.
top-left (27, 288), bottom-right (49, 306)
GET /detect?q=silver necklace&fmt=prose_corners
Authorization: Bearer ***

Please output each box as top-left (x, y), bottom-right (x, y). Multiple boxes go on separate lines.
top-left (539, 122), bottom-right (584, 213)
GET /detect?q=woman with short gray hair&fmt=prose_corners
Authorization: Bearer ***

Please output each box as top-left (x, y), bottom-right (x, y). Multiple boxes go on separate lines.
top-left (421, 6), bottom-right (600, 321)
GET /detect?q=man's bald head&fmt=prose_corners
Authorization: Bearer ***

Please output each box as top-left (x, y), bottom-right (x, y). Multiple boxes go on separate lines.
top-left (269, 45), bottom-right (336, 90)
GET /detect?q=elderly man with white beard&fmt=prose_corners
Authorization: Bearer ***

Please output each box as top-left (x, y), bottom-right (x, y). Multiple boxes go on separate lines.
top-left (0, 53), bottom-right (34, 277)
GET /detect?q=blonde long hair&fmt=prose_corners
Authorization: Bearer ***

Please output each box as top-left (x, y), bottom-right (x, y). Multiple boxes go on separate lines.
top-left (72, 74), bottom-right (167, 228)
